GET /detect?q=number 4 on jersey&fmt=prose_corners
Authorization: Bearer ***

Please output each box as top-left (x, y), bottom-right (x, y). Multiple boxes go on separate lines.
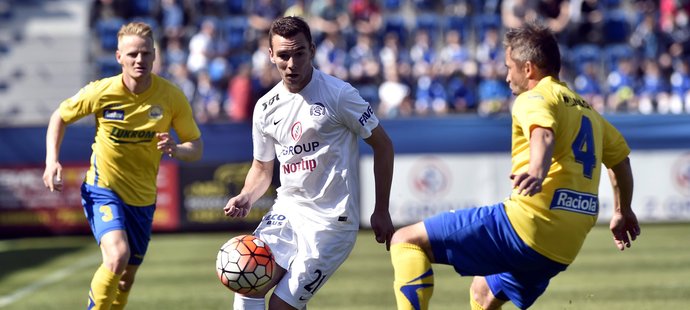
top-left (572, 116), bottom-right (596, 179)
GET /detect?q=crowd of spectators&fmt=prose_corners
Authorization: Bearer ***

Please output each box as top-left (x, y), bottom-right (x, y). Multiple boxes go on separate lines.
top-left (89, 0), bottom-right (690, 124)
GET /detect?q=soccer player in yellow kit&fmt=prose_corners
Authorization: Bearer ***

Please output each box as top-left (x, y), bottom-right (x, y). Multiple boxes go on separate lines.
top-left (42, 22), bottom-right (202, 309)
top-left (389, 22), bottom-right (641, 310)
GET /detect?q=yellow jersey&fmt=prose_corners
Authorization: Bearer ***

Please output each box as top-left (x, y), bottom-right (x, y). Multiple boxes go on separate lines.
top-left (59, 74), bottom-right (201, 206)
top-left (504, 76), bottom-right (630, 264)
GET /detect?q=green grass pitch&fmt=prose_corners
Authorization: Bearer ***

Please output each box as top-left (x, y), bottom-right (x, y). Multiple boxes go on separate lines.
top-left (1, 224), bottom-right (689, 309)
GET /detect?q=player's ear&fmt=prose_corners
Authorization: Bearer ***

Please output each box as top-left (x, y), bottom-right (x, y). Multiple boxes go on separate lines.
top-left (524, 61), bottom-right (535, 79)
top-left (115, 50), bottom-right (122, 65)
top-left (268, 48), bottom-right (276, 64)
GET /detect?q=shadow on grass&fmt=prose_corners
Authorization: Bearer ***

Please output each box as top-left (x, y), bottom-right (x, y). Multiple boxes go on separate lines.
top-left (0, 246), bottom-right (87, 282)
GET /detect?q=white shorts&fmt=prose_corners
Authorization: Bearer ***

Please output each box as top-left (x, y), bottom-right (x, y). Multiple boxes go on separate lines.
top-left (253, 210), bottom-right (357, 309)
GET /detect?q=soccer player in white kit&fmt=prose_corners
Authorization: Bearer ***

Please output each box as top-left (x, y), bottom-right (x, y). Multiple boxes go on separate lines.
top-left (223, 16), bottom-right (395, 310)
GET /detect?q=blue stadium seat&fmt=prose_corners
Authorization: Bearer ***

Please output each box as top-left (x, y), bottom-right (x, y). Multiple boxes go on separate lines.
top-left (602, 9), bottom-right (631, 44)
top-left (443, 15), bottom-right (471, 43)
top-left (96, 56), bottom-right (121, 79)
top-left (96, 17), bottom-right (126, 51)
top-left (604, 44), bottom-right (634, 71)
top-left (473, 13), bottom-right (501, 42)
top-left (382, 0), bottom-right (402, 11)
top-left (131, 0), bottom-right (155, 17)
top-left (223, 16), bottom-right (249, 51)
top-left (416, 13), bottom-right (441, 42)
top-left (227, 0), bottom-right (247, 15)
top-left (570, 44), bottom-right (601, 73)
top-left (382, 15), bottom-right (408, 46)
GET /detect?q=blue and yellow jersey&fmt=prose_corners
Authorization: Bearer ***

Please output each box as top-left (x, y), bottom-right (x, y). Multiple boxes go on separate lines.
top-left (59, 74), bottom-right (200, 206)
top-left (504, 76), bottom-right (630, 265)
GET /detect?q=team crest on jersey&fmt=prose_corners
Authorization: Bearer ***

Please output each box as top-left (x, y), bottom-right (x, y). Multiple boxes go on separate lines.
top-left (291, 122), bottom-right (302, 141)
top-left (310, 102), bottom-right (325, 117)
top-left (148, 105), bottom-right (163, 120)
top-left (103, 109), bottom-right (125, 120)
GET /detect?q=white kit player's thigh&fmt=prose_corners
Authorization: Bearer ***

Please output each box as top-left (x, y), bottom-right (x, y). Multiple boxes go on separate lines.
top-left (271, 222), bottom-right (356, 308)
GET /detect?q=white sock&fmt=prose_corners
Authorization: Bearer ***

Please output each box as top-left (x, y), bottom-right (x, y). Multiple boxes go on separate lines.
top-left (233, 295), bottom-right (265, 310)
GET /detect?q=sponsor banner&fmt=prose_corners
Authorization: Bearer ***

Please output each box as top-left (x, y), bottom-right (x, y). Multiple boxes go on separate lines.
top-left (360, 154), bottom-right (513, 227)
top-left (178, 162), bottom-right (277, 230)
top-left (0, 161), bottom-right (180, 237)
top-left (360, 151), bottom-right (690, 227)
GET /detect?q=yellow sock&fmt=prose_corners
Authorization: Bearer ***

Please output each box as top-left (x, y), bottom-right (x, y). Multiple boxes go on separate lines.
top-left (391, 243), bottom-right (434, 310)
top-left (470, 288), bottom-right (485, 310)
top-left (87, 264), bottom-right (121, 310)
top-left (110, 288), bottom-right (130, 310)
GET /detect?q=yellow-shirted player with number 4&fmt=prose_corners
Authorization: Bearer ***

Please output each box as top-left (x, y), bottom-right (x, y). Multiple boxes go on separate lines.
top-left (42, 22), bottom-right (203, 309)
top-left (389, 22), bottom-right (641, 310)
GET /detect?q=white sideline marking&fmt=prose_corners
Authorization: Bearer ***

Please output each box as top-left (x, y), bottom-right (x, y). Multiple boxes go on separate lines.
top-left (0, 254), bottom-right (99, 308)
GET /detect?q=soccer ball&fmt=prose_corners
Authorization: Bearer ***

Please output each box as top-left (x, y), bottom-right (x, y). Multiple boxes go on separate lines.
top-left (216, 235), bottom-right (275, 294)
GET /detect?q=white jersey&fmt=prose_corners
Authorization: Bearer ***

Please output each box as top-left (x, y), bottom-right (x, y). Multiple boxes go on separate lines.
top-left (252, 68), bottom-right (379, 231)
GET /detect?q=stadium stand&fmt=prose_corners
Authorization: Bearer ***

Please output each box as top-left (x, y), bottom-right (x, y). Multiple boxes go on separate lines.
top-left (2, 0), bottom-right (690, 126)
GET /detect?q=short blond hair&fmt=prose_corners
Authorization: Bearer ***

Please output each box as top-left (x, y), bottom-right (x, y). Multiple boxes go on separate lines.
top-left (117, 22), bottom-right (154, 42)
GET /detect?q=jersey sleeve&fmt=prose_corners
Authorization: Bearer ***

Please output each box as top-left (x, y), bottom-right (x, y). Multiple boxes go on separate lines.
top-left (252, 110), bottom-right (276, 162)
top-left (513, 91), bottom-right (557, 137)
top-left (58, 82), bottom-right (100, 124)
top-left (336, 84), bottom-right (379, 139)
top-left (601, 117), bottom-right (631, 168)
top-left (171, 87), bottom-right (201, 142)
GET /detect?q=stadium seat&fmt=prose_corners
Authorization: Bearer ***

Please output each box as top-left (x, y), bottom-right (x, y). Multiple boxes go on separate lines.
top-left (382, 0), bottom-right (402, 11)
top-left (415, 13), bottom-right (442, 43)
top-left (131, 0), bottom-right (155, 17)
top-left (95, 17), bottom-right (126, 51)
top-left (443, 15), bottom-right (471, 43)
top-left (382, 15), bottom-right (408, 46)
top-left (0, 0), bottom-right (13, 20)
top-left (227, 0), bottom-right (247, 15)
top-left (96, 56), bottom-right (121, 79)
top-left (603, 44), bottom-right (634, 71)
top-left (357, 83), bottom-right (380, 106)
top-left (602, 9), bottom-right (631, 44)
top-left (473, 13), bottom-right (501, 42)
top-left (570, 44), bottom-right (601, 73)
top-left (223, 16), bottom-right (249, 51)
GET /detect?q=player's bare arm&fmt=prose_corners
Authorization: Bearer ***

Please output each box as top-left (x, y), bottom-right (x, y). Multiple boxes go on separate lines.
top-left (43, 109), bottom-right (67, 192)
top-left (512, 126), bottom-right (554, 196)
top-left (224, 159), bottom-right (274, 218)
top-left (156, 133), bottom-right (203, 161)
top-left (607, 157), bottom-right (640, 250)
top-left (364, 125), bottom-right (395, 250)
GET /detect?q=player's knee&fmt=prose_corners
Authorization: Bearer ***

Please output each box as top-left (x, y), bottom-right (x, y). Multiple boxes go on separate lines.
top-left (391, 222), bottom-right (426, 246)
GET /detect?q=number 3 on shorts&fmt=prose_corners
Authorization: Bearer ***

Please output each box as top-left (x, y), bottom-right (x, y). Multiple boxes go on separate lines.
top-left (99, 205), bottom-right (114, 222)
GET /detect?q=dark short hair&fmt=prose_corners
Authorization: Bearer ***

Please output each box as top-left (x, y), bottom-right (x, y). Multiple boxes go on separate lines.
top-left (268, 16), bottom-right (312, 48)
top-left (503, 22), bottom-right (561, 75)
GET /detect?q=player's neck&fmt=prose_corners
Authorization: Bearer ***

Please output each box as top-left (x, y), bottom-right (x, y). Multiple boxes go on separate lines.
top-left (122, 74), bottom-right (152, 95)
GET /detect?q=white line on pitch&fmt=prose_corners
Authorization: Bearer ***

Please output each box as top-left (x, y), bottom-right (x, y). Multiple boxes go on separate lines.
top-left (0, 253), bottom-right (99, 308)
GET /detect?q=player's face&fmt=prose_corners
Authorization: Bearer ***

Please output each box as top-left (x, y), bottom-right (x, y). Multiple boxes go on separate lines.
top-left (116, 34), bottom-right (155, 80)
top-left (269, 33), bottom-right (315, 93)
top-left (505, 47), bottom-right (528, 95)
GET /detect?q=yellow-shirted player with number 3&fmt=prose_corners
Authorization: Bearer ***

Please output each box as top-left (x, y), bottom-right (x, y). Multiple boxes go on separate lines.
top-left (389, 21), bottom-right (641, 310)
top-left (42, 22), bottom-right (203, 309)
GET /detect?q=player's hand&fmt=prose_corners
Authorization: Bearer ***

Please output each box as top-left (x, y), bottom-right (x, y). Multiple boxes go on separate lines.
top-left (370, 208), bottom-right (394, 251)
top-left (43, 162), bottom-right (64, 192)
top-left (156, 132), bottom-right (177, 158)
top-left (610, 210), bottom-right (641, 251)
top-left (224, 194), bottom-right (252, 218)
top-left (510, 173), bottom-right (543, 196)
